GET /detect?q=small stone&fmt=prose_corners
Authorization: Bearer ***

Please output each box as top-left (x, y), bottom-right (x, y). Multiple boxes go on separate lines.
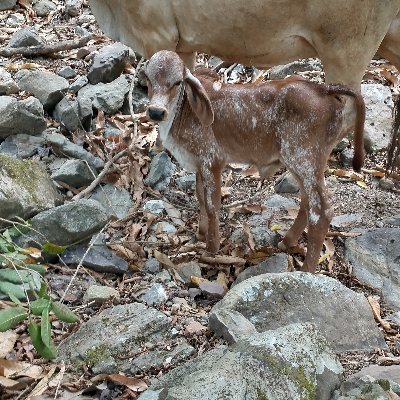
top-left (51, 159), bottom-right (96, 187)
top-left (384, 214), bottom-right (400, 226)
top-left (58, 66), bottom-right (77, 79)
top-left (151, 221), bottom-right (177, 234)
top-left (330, 213), bottom-right (363, 229)
top-left (379, 177), bottom-right (395, 191)
top-left (83, 284), bottom-right (120, 305)
top-left (340, 148), bottom-right (354, 168)
top-left (142, 283), bottom-right (168, 306)
top-left (70, 75), bottom-right (88, 92)
top-left (155, 270), bottom-right (172, 283)
top-left (76, 47), bottom-right (92, 59)
top-left (33, 0), bottom-right (57, 17)
top-left (175, 175), bottom-right (196, 192)
top-left (143, 200), bottom-right (165, 215)
top-left (198, 281), bottom-right (226, 300)
top-left (185, 320), bottom-right (207, 335)
top-left (275, 171), bottom-right (300, 193)
top-left (188, 288), bottom-right (202, 299)
top-left (0, 0), bottom-right (16, 11)
top-left (0, 68), bottom-right (19, 95)
top-left (143, 258), bottom-right (161, 274)
top-left (65, 0), bottom-right (82, 16)
top-left (263, 194), bottom-right (297, 209)
top-left (177, 262), bottom-right (202, 284)
top-left (8, 27), bottom-right (43, 48)
top-left (6, 13), bottom-right (25, 27)
top-left (144, 152), bottom-right (175, 192)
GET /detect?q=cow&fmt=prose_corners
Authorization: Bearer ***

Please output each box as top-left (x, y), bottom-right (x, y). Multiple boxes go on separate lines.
top-left (145, 50), bottom-right (366, 272)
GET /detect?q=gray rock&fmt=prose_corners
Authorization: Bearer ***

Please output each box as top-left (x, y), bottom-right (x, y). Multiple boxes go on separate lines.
top-left (0, 133), bottom-right (46, 159)
top-left (330, 213), bottom-right (363, 229)
top-left (209, 272), bottom-right (386, 352)
top-left (144, 152), bottom-right (175, 191)
top-left (51, 159), bottom-right (96, 187)
top-left (263, 194), bottom-right (297, 209)
top-left (53, 97), bottom-right (90, 131)
top-left (352, 365), bottom-right (400, 385)
top-left (89, 183), bottom-right (132, 219)
top-left (15, 70), bottom-right (69, 111)
top-left (177, 262), bottom-right (202, 284)
top-left (0, 0), bottom-right (16, 11)
top-left (274, 171), bottom-right (300, 193)
top-left (143, 323), bottom-right (342, 400)
top-left (155, 270), bottom-right (172, 283)
top-left (33, 0), bottom-right (57, 16)
top-left (6, 12), bottom-right (24, 27)
top-left (340, 148), bottom-right (354, 168)
top-left (126, 85), bottom-right (149, 114)
top-left (44, 131), bottom-right (104, 170)
top-left (0, 154), bottom-right (62, 220)
top-left (198, 281), bottom-right (226, 300)
top-left (77, 74), bottom-right (130, 114)
top-left (88, 42), bottom-right (132, 84)
top-left (150, 221), bottom-right (177, 234)
top-left (58, 303), bottom-right (173, 372)
top-left (70, 75), bottom-right (88, 92)
top-left (142, 283), bottom-right (168, 306)
top-left (175, 175), bottom-right (196, 192)
top-left (0, 68), bottom-right (19, 95)
top-left (232, 253), bottom-right (290, 287)
top-left (361, 84), bottom-right (393, 153)
top-left (268, 58), bottom-right (323, 79)
top-left (0, 96), bottom-right (46, 139)
top-left (143, 200), bottom-right (165, 215)
top-left (128, 343), bottom-right (195, 375)
top-left (7, 27), bottom-right (43, 48)
top-left (65, 0), bottom-right (82, 16)
top-left (345, 228), bottom-right (400, 310)
top-left (61, 243), bottom-right (129, 274)
top-left (250, 226), bottom-right (279, 247)
top-left (137, 390), bottom-right (167, 400)
top-left (58, 66), bottom-right (77, 79)
top-left (23, 199), bottom-right (109, 246)
top-left (143, 258), bottom-right (161, 274)
top-left (384, 213), bottom-right (400, 226)
top-left (83, 284), bottom-right (120, 305)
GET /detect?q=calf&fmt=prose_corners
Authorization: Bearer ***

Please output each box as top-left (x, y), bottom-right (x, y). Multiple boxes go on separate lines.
top-left (145, 50), bottom-right (365, 273)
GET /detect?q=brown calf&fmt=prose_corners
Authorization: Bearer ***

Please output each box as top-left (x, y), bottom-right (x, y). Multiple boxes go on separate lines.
top-left (145, 50), bottom-right (365, 273)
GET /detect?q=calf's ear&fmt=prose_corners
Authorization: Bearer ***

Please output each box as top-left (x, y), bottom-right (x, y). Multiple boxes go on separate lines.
top-left (184, 68), bottom-right (214, 127)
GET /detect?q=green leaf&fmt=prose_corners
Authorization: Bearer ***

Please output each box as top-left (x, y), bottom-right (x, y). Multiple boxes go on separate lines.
top-left (25, 264), bottom-right (47, 276)
top-left (0, 281), bottom-right (25, 300)
top-left (30, 299), bottom-right (51, 316)
top-left (42, 242), bottom-right (67, 255)
top-left (51, 302), bottom-right (79, 323)
top-left (0, 307), bottom-right (28, 331)
top-left (28, 321), bottom-right (57, 360)
top-left (41, 307), bottom-right (51, 348)
top-left (38, 282), bottom-right (50, 300)
top-left (8, 292), bottom-right (23, 306)
top-left (0, 237), bottom-right (14, 253)
top-left (0, 268), bottom-right (30, 284)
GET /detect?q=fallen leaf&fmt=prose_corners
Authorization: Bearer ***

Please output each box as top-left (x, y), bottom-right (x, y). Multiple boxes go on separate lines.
top-left (0, 331), bottom-right (18, 358)
top-left (108, 374), bottom-right (148, 392)
top-left (154, 250), bottom-right (176, 270)
top-left (243, 223), bottom-right (255, 251)
top-left (270, 224), bottom-right (282, 231)
top-left (356, 180), bottom-right (367, 188)
top-left (367, 296), bottom-right (393, 332)
top-left (199, 254), bottom-right (246, 265)
top-left (163, 202), bottom-right (184, 226)
top-left (0, 358), bottom-right (43, 379)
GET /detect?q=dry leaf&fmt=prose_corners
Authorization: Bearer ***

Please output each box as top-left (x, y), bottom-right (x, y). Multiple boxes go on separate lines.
top-left (199, 254), bottom-right (246, 265)
top-left (163, 202), bottom-right (184, 226)
top-left (270, 224), bottom-right (282, 231)
top-left (0, 331), bottom-right (18, 358)
top-left (26, 365), bottom-right (56, 400)
top-left (216, 271), bottom-right (228, 291)
top-left (356, 180), bottom-right (367, 188)
top-left (154, 250), bottom-right (176, 270)
top-left (108, 374), bottom-right (148, 392)
top-left (243, 223), bottom-right (255, 251)
top-left (330, 168), bottom-right (364, 181)
top-left (367, 296), bottom-right (393, 332)
top-left (191, 276), bottom-right (209, 287)
top-left (0, 359), bottom-right (43, 380)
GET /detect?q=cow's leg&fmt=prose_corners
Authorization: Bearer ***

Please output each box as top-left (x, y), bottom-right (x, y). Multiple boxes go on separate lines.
top-left (177, 52), bottom-right (196, 71)
top-left (200, 165), bottom-right (222, 253)
top-left (301, 179), bottom-right (333, 273)
top-left (196, 171), bottom-right (208, 241)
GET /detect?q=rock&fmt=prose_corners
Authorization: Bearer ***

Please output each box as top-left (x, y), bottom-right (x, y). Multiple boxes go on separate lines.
top-left (263, 193), bottom-right (297, 209)
top-left (123, 85), bottom-right (149, 114)
top-left (65, 0), bottom-right (82, 16)
top-left (143, 200), bottom-right (165, 215)
top-left (0, 68), bottom-right (19, 95)
top-left (384, 213), bottom-right (400, 226)
top-left (268, 58), bottom-right (323, 79)
top-left (51, 159), bottom-right (96, 187)
top-left (6, 12), bottom-right (24, 27)
top-left (83, 284), bottom-right (120, 305)
top-left (0, 155), bottom-right (62, 221)
top-left (7, 27), bottom-right (43, 47)
top-left (361, 84), bottom-right (393, 153)
top-left (33, 0), bottom-right (57, 16)
top-left (0, 134), bottom-right (46, 159)
top-left (143, 258), bottom-right (161, 274)
top-left (0, 0), bottom-right (16, 11)
top-left (151, 221), bottom-right (177, 234)
top-left (142, 323), bottom-right (342, 400)
top-left (274, 171), bottom-right (300, 193)
top-left (332, 374), bottom-right (400, 399)
top-left (69, 76), bottom-right (88, 94)
top-left (198, 281), bottom-right (226, 300)
top-left (352, 364), bottom-right (400, 385)
top-left (0, 96), bottom-right (46, 139)
top-left (58, 66), bottom-right (77, 79)
top-left (15, 70), bottom-right (69, 111)
top-left (380, 177), bottom-right (396, 191)
top-left (155, 270), bottom-right (172, 283)
top-left (61, 243), bottom-right (129, 274)
top-left (53, 97), bottom-right (90, 131)
top-left (330, 213), bottom-right (363, 229)
top-left (77, 74), bottom-right (130, 114)
top-left (58, 303), bottom-right (173, 373)
top-left (22, 199), bottom-right (109, 247)
top-left (177, 262), bottom-right (202, 284)
top-left (142, 283), bottom-right (168, 306)
top-left (231, 225), bottom-right (279, 248)
top-left (232, 253), bottom-right (290, 287)
top-left (144, 152), bottom-right (175, 191)
top-left (89, 183), bottom-right (132, 219)
top-left (339, 148), bottom-right (354, 168)
top-left (88, 42), bottom-right (132, 84)
top-left (175, 174), bottom-right (196, 192)
top-left (44, 131), bottom-right (104, 170)
top-left (209, 272), bottom-right (386, 352)
top-left (345, 228), bottom-right (400, 310)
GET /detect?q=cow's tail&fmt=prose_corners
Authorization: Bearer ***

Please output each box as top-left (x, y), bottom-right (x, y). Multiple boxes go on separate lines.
top-left (327, 85), bottom-right (366, 172)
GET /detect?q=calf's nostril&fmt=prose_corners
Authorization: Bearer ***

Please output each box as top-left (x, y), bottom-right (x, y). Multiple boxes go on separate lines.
top-left (148, 108), bottom-right (166, 121)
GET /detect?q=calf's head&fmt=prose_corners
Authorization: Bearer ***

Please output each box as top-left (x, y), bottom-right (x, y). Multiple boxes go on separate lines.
top-left (146, 50), bottom-right (214, 126)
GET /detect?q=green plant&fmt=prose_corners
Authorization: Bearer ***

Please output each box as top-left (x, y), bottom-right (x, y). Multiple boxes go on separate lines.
top-left (0, 223), bottom-right (78, 360)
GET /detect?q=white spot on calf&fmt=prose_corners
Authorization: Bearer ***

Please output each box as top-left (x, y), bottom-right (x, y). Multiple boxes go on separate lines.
top-left (213, 81), bottom-right (222, 91)
top-left (252, 116), bottom-right (257, 129)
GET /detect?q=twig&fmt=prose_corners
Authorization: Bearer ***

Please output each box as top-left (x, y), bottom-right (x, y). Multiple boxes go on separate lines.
top-left (0, 35), bottom-right (92, 57)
